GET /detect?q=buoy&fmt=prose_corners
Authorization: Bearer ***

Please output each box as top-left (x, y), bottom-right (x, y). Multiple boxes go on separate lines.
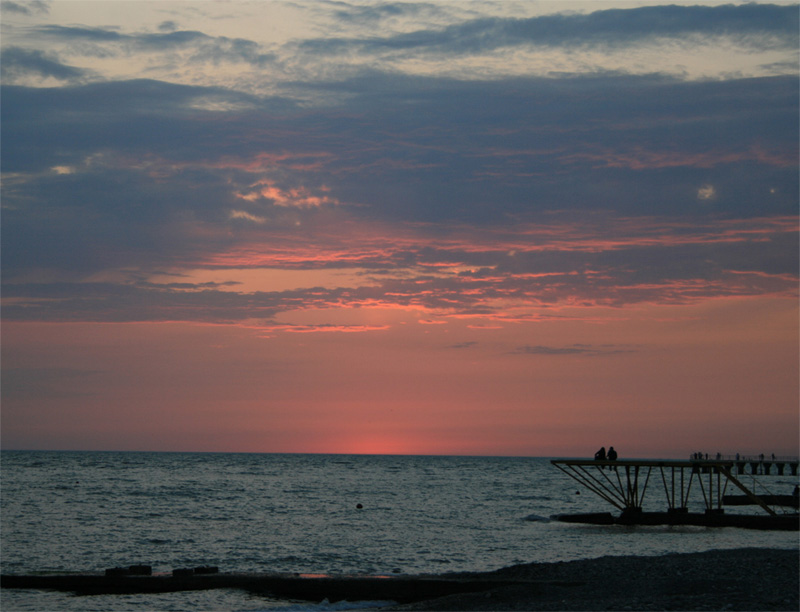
top-left (356, 503), bottom-right (363, 509)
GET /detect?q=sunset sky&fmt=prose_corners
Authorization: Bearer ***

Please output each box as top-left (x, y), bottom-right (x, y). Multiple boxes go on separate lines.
top-left (2, 0), bottom-right (798, 458)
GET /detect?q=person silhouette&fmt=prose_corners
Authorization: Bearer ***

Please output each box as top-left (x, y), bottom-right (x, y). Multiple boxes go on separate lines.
top-left (607, 447), bottom-right (618, 461)
top-left (594, 447), bottom-right (606, 460)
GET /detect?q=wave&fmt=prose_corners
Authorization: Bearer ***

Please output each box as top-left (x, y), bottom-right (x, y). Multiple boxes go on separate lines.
top-left (523, 513), bottom-right (551, 522)
top-left (254, 599), bottom-right (396, 612)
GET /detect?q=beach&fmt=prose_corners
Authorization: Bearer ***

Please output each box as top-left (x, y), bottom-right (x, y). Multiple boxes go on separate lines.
top-left (1, 547), bottom-right (797, 611)
top-left (388, 548), bottom-right (799, 611)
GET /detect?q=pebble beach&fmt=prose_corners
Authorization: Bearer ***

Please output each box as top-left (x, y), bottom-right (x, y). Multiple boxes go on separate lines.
top-left (389, 548), bottom-right (799, 611)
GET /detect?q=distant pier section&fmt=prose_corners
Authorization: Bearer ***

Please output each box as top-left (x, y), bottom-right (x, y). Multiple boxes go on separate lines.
top-left (674, 454), bottom-right (800, 477)
top-left (721, 454), bottom-right (799, 477)
top-left (551, 457), bottom-right (799, 530)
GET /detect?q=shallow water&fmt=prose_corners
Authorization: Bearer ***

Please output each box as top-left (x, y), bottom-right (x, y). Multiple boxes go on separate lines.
top-left (2, 451), bottom-right (797, 611)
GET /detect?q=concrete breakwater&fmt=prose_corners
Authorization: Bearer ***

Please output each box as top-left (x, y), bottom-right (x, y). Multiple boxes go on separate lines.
top-left (1, 568), bottom-right (548, 602)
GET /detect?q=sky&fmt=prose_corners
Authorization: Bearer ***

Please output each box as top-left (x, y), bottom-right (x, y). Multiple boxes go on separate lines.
top-left (1, 0), bottom-right (798, 458)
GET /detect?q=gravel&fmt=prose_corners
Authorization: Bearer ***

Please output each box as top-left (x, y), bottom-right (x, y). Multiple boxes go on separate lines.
top-left (387, 548), bottom-right (799, 611)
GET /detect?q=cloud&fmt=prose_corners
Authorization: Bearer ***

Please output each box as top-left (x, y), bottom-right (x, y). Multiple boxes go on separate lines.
top-left (29, 24), bottom-right (276, 67)
top-left (0, 79), bottom-right (268, 172)
top-left (2, 212), bottom-right (796, 325)
top-left (510, 344), bottom-right (633, 357)
top-left (6, 3), bottom-right (792, 94)
top-left (0, 0), bottom-right (49, 16)
top-left (1, 8), bottom-right (797, 330)
top-left (236, 180), bottom-right (339, 208)
top-left (300, 4), bottom-right (799, 56)
top-left (275, 324), bottom-right (390, 333)
top-left (697, 185), bottom-right (716, 200)
top-left (33, 24), bottom-right (125, 43)
top-left (447, 341), bottom-right (478, 349)
top-left (329, 2), bottom-right (446, 26)
top-left (229, 210), bottom-right (267, 224)
top-left (0, 46), bottom-right (88, 82)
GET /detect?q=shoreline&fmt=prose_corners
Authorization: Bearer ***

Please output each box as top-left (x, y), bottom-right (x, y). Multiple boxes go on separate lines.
top-left (387, 547), bottom-right (799, 611)
top-left (3, 548), bottom-right (797, 611)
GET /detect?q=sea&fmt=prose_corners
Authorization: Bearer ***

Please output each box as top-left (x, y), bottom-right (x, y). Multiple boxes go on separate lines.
top-left (1, 451), bottom-right (798, 611)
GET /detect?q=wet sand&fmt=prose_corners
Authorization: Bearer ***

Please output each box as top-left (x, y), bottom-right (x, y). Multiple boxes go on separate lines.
top-left (388, 548), bottom-right (799, 611)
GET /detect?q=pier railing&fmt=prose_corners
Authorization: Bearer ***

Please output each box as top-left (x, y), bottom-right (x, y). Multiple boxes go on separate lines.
top-left (692, 456), bottom-right (799, 477)
top-left (696, 454), bottom-right (799, 463)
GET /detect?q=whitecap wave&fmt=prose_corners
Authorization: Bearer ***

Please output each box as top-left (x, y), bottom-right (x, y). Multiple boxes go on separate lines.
top-left (246, 598), bottom-right (396, 612)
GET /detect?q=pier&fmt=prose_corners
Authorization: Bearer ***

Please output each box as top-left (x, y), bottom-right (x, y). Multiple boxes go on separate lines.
top-left (551, 458), bottom-right (799, 530)
top-left (714, 454), bottom-right (799, 477)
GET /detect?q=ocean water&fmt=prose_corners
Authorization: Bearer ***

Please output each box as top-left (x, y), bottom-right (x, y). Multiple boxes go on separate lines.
top-left (1, 451), bottom-right (797, 611)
